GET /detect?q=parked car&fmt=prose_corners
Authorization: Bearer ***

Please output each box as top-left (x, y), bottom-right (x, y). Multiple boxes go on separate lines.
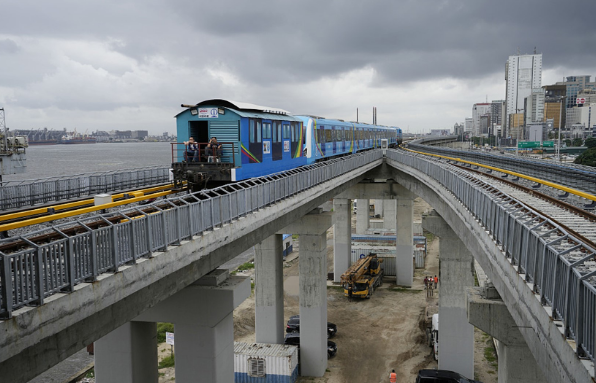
top-left (415, 369), bottom-right (482, 383)
top-left (286, 315), bottom-right (338, 338)
top-left (284, 333), bottom-right (337, 358)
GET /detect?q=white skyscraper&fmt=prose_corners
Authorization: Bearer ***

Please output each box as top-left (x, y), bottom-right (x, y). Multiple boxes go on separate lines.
top-left (472, 103), bottom-right (491, 136)
top-left (505, 53), bottom-right (543, 136)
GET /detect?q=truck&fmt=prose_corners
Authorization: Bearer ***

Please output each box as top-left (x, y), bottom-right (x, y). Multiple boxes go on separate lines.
top-left (340, 254), bottom-right (383, 299)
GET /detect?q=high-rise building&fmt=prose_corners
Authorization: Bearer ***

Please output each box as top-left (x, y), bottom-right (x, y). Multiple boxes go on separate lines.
top-left (464, 118), bottom-right (473, 133)
top-left (556, 76), bottom-right (596, 108)
top-left (543, 84), bottom-right (566, 130)
top-left (524, 88), bottom-right (545, 127)
top-left (490, 100), bottom-right (505, 127)
top-left (505, 53), bottom-right (543, 136)
top-left (472, 103), bottom-right (491, 136)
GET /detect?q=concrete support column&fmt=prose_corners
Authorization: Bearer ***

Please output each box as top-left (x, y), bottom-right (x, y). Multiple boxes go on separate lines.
top-left (356, 198), bottom-right (369, 234)
top-left (467, 288), bottom-right (546, 383)
top-left (255, 234), bottom-right (284, 344)
top-left (423, 211), bottom-right (474, 379)
top-left (280, 211), bottom-right (332, 377)
top-left (383, 199), bottom-right (396, 230)
top-left (134, 271), bottom-right (250, 383)
top-left (299, 232), bottom-right (328, 377)
top-left (374, 199), bottom-right (383, 217)
top-left (333, 198), bottom-right (352, 282)
top-left (396, 194), bottom-right (414, 287)
top-left (95, 322), bottom-right (158, 383)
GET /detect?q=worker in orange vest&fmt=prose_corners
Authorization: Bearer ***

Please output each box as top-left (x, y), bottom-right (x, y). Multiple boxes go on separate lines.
top-left (389, 369), bottom-right (397, 382)
top-left (434, 275), bottom-right (438, 288)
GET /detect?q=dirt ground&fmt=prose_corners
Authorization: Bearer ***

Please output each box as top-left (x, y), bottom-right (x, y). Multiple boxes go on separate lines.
top-left (150, 197), bottom-right (499, 383)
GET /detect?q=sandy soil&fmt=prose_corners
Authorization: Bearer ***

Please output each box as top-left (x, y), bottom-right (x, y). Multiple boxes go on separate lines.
top-left (150, 197), bottom-right (498, 383)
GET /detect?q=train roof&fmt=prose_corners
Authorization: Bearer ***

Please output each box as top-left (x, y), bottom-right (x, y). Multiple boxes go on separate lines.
top-left (178, 99), bottom-right (290, 116)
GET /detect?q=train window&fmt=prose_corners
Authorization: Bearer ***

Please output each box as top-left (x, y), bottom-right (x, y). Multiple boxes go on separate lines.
top-left (272, 122), bottom-right (277, 142)
top-left (283, 124), bottom-right (290, 140)
top-left (325, 129), bottom-right (332, 142)
top-left (263, 122), bottom-right (271, 139)
top-left (250, 120), bottom-right (255, 143)
top-left (257, 121), bottom-right (262, 142)
top-left (277, 122), bottom-right (282, 143)
top-left (302, 123), bottom-right (305, 145)
top-left (291, 123), bottom-right (295, 142)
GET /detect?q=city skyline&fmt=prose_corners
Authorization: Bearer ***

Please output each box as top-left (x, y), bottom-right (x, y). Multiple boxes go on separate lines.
top-left (1, 1), bottom-right (595, 135)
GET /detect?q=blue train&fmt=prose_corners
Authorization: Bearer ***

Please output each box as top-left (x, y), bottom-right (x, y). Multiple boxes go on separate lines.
top-left (171, 99), bottom-right (402, 190)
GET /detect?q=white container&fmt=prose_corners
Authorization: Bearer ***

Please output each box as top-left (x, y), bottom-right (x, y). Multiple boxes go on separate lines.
top-left (234, 342), bottom-right (299, 383)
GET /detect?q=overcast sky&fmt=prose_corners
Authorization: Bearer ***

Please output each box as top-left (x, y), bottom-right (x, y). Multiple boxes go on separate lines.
top-left (1, 0), bottom-right (595, 135)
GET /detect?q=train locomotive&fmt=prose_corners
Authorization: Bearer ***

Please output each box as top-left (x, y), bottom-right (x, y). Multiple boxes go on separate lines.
top-left (171, 99), bottom-right (402, 191)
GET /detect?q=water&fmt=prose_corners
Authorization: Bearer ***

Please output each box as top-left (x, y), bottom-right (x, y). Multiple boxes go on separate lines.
top-left (3, 142), bottom-right (173, 183)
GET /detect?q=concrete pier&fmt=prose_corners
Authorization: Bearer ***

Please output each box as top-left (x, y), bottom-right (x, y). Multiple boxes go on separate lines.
top-left (356, 198), bottom-right (369, 234)
top-left (395, 191), bottom-right (414, 287)
top-left (134, 271), bottom-right (250, 383)
top-left (383, 199), bottom-right (396, 230)
top-left (333, 198), bottom-right (352, 282)
top-left (255, 234), bottom-right (285, 344)
top-left (281, 211), bottom-right (332, 377)
top-left (467, 288), bottom-right (546, 383)
top-left (423, 211), bottom-right (474, 379)
top-left (95, 322), bottom-right (158, 383)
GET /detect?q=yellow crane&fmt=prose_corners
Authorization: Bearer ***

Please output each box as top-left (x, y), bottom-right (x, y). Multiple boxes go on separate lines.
top-left (340, 254), bottom-right (383, 299)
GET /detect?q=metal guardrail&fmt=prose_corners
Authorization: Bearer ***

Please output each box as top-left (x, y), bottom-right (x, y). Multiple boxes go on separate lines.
top-left (0, 167), bottom-right (172, 210)
top-left (0, 151), bottom-right (382, 318)
top-left (408, 143), bottom-right (596, 195)
top-left (387, 149), bottom-right (596, 366)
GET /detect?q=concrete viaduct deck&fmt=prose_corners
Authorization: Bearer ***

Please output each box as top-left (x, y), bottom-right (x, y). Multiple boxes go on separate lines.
top-left (1, 148), bottom-right (594, 382)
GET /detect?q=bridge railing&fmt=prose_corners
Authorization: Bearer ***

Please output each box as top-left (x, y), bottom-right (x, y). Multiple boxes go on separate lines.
top-left (0, 150), bottom-right (383, 318)
top-left (387, 149), bottom-right (596, 366)
top-left (407, 143), bottom-right (596, 195)
top-left (0, 167), bottom-right (172, 210)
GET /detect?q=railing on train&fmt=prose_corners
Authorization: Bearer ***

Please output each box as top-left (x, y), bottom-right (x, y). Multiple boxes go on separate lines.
top-left (171, 142), bottom-right (237, 167)
top-left (0, 150), bottom-right (383, 319)
top-left (386, 149), bottom-right (596, 368)
top-left (0, 167), bottom-right (172, 211)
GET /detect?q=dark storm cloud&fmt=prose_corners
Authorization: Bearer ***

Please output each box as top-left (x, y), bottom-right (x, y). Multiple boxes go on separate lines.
top-left (166, 0), bottom-right (596, 85)
top-left (0, 38), bottom-right (19, 54)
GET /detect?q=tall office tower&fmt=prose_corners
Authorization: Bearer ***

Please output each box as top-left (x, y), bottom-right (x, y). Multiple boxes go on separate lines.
top-left (556, 76), bottom-right (596, 108)
top-left (505, 53), bottom-right (543, 137)
top-left (464, 118), bottom-right (473, 134)
top-left (543, 84), bottom-right (566, 130)
top-left (490, 100), bottom-right (506, 128)
top-left (472, 103), bottom-right (491, 136)
top-left (524, 88), bottom-right (545, 126)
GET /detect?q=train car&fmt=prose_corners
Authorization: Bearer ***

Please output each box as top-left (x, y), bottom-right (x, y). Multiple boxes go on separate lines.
top-left (295, 115), bottom-right (401, 164)
top-left (172, 99), bottom-right (402, 191)
top-left (172, 100), bottom-right (307, 190)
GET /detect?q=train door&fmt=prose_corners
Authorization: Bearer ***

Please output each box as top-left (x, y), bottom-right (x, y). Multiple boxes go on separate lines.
top-left (332, 126), bottom-right (337, 154)
top-left (282, 122), bottom-right (291, 159)
top-left (290, 122), bottom-right (300, 158)
top-left (248, 118), bottom-right (262, 163)
top-left (338, 126), bottom-right (344, 153)
top-left (317, 125), bottom-right (326, 157)
top-left (272, 121), bottom-right (283, 161)
top-left (189, 121), bottom-right (209, 145)
top-left (262, 120), bottom-right (272, 162)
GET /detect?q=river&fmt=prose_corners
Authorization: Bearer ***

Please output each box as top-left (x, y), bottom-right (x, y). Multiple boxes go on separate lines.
top-left (4, 142), bottom-right (173, 183)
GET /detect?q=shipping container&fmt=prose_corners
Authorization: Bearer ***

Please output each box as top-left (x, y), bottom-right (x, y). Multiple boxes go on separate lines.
top-left (234, 342), bottom-right (299, 383)
top-left (351, 245), bottom-right (397, 276)
top-left (414, 249), bottom-right (425, 269)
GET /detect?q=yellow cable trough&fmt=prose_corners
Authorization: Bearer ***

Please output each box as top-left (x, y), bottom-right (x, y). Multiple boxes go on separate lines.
top-left (401, 146), bottom-right (596, 202)
top-left (0, 184), bottom-right (175, 223)
top-left (0, 189), bottom-right (175, 232)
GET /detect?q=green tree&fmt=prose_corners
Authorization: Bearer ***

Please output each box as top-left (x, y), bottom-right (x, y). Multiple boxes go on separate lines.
top-left (574, 147), bottom-right (596, 167)
top-left (584, 137), bottom-right (596, 148)
top-left (564, 139), bottom-right (572, 147)
top-left (572, 138), bottom-right (583, 147)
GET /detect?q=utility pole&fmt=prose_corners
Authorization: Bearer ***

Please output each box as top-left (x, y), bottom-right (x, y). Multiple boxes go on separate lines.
top-left (0, 108), bottom-right (7, 154)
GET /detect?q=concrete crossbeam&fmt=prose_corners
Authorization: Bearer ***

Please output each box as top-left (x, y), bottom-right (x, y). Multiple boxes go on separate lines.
top-left (255, 234), bottom-right (285, 344)
top-left (333, 199), bottom-right (352, 283)
top-left (423, 210), bottom-right (474, 379)
top-left (467, 288), bottom-right (546, 383)
top-left (278, 212), bottom-right (332, 236)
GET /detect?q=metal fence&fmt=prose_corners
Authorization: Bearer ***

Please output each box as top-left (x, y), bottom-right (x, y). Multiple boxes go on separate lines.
top-left (0, 151), bottom-right (383, 318)
top-left (407, 143), bottom-right (596, 195)
top-left (386, 149), bottom-right (596, 366)
top-left (0, 167), bottom-right (172, 210)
